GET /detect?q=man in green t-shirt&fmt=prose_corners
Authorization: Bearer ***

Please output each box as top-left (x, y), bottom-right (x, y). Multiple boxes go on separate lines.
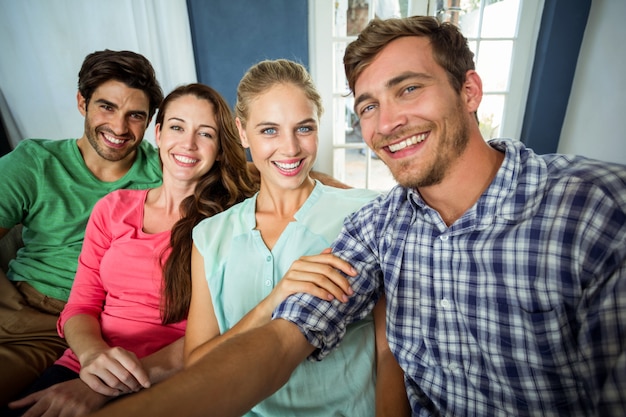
top-left (0, 49), bottom-right (164, 405)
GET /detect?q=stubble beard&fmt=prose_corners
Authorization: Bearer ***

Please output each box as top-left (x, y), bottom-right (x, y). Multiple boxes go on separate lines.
top-left (392, 101), bottom-right (470, 190)
top-left (85, 119), bottom-right (139, 162)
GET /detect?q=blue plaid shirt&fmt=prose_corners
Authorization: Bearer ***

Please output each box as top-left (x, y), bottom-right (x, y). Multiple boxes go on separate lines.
top-left (275, 139), bottom-right (626, 416)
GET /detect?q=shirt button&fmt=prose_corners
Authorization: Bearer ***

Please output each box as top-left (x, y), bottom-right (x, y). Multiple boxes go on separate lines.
top-left (265, 279), bottom-right (272, 286)
top-left (447, 363), bottom-right (459, 372)
top-left (440, 298), bottom-right (450, 308)
top-left (439, 235), bottom-right (449, 241)
top-left (266, 256), bottom-right (271, 262)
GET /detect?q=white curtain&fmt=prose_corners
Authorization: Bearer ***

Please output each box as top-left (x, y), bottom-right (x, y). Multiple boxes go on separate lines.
top-left (0, 0), bottom-right (197, 147)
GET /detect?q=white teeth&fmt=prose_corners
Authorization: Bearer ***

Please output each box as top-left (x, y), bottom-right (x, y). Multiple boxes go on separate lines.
top-left (274, 160), bottom-right (301, 170)
top-left (174, 154), bottom-right (198, 164)
top-left (388, 133), bottom-right (427, 153)
top-left (104, 134), bottom-right (125, 145)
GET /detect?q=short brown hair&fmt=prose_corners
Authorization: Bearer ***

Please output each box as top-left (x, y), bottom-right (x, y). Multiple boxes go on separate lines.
top-left (344, 16), bottom-right (475, 94)
top-left (78, 49), bottom-right (163, 120)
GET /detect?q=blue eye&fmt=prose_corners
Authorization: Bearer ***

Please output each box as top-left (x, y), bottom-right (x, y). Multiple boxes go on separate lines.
top-left (360, 104), bottom-right (376, 115)
top-left (297, 126), bottom-right (313, 133)
top-left (261, 127), bottom-right (277, 135)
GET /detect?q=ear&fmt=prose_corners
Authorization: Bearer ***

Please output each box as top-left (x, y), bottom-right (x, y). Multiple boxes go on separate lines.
top-left (462, 70), bottom-right (483, 114)
top-left (235, 117), bottom-right (250, 149)
top-left (154, 123), bottom-right (162, 147)
top-left (77, 91), bottom-right (87, 116)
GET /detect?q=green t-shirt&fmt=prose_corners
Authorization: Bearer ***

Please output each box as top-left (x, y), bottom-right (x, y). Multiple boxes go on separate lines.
top-left (0, 139), bottom-right (162, 301)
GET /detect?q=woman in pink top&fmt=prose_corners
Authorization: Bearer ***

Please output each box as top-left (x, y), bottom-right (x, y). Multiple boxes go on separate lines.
top-left (6, 84), bottom-right (257, 417)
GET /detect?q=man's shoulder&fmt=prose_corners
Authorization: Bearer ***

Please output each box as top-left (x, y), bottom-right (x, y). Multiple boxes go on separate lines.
top-left (341, 185), bottom-right (408, 225)
top-left (0, 139), bottom-right (78, 176)
top-left (11, 138), bottom-right (75, 155)
top-left (137, 140), bottom-right (158, 157)
top-left (544, 155), bottom-right (626, 205)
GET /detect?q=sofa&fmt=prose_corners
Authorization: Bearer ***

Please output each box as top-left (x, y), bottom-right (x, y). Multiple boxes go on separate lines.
top-left (0, 224), bottom-right (23, 274)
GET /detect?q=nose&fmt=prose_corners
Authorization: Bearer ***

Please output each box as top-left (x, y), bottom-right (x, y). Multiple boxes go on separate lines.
top-left (181, 132), bottom-right (199, 150)
top-left (281, 131), bottom-right (301, 156)
top-left (376, 99), bottom-right (407, 137)
top-left (109, 113), bottom-right (130, 136)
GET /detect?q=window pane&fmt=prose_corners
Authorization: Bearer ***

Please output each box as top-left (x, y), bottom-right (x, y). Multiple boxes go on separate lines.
top-left (340, 148), bottom-right (397, 191)
top-left (481, 0), bottom-right (520, 38)
top-left (334, 42), bottom-right (349, 93)
top-left (347, 0), bottom-right (371, 36)
top-left (476, 40), bottom-right (512, 92)
top-left (374, 0), bottom-right (402, 19)
top-left (336, 0), bottom-right (403, 37)
top-left (334, 0), bottom-right (350, 37)
top-left (478, 94), bottom-right (505, 139)
top-left (456, 0), bottom-right (483, 38)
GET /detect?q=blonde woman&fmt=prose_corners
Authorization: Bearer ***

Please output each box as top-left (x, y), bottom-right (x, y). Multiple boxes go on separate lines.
top-left (185, 60), bottom-right (409, 416)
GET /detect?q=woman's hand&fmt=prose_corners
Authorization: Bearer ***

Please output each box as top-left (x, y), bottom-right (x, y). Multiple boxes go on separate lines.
top-left (261, 248), bottom-right (356, 314)
top-left (79, 346), bottom-right (150, 396)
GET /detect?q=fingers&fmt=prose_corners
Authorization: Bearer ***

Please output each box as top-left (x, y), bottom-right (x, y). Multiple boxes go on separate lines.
top-left (11, 379), bottom-right (109, 417)
top-left (299, 250), bottom-right (358, 277)
top-left (281, 250), bottom-right (357, 302)
top-left (8, 391), bottom-right (40, 409)
top-left (81, 347), bottom-right (150, 396)
top-left (282, 269), bottom-right (352, 302)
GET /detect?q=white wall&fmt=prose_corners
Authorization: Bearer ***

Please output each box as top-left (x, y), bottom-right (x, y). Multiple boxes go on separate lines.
top-left (558, 0), bottom-right (626, 165)
top-left (0, 0), bottom-right (196, 147)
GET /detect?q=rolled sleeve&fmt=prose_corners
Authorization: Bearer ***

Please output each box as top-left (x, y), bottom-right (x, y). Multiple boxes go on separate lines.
top-left (273, 202), bottom-right (385, 360)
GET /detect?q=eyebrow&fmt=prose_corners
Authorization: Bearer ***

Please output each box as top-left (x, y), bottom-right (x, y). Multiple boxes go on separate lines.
top-left (94, 98), bottom-right (148, 118)
top-left (353, 71), bottom-right (434, 113)
top-left (168, 117), bottom-right (217, 132)
top-left (254, 118), bottom-right (317, 129)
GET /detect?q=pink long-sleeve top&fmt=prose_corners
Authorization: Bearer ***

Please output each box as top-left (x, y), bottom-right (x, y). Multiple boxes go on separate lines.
top-left (56, 189), bottom-right (186, 373)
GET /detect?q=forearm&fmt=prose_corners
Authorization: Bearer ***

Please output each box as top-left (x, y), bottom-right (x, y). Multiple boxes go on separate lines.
top-left (375, 350), bottom-right (411, 417)
top-left (64, 314), bottom-right (110, 364)
top-left (186, 299), bottom-right (274, 366)
top-left (373, 296), bottom-right (410, 417)
top-left (141, 337), bottom-right (185, 384)
top-left (89, 319), bottom-right (314, 417)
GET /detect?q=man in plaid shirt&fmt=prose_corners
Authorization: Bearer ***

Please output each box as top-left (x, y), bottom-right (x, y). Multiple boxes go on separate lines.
top-left (90, 16), bottom-right (625, 417)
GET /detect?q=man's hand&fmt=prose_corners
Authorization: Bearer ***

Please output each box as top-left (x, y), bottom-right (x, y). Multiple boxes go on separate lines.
top-left (8, 378), bottom-right (109, 417)
top-left (79, 346), bottom-right (150, 396)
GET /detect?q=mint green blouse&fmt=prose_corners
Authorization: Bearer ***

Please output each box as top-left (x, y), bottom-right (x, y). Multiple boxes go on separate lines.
top-left (193, 181), bottom-right (379, 417)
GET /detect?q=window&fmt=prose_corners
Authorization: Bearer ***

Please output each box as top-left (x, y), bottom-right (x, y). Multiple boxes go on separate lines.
top-left (309, 0), bottom-right (544, 190)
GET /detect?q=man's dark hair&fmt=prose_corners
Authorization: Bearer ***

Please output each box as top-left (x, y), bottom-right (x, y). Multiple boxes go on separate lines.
top-left (78, 49), bottom-right (163, 120)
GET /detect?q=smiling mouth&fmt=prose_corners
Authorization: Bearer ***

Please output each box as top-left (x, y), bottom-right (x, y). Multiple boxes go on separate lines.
top-left (173, 154), bottom-right (198, 164)
top-left (387, 132), bottom-right (428, 153)
top-left (273, 160), bottom-right (302, 171)
top-left (103, 133), bottom-right (127, 145)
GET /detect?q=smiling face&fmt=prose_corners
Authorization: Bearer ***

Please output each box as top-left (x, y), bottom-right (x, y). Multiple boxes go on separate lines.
top-left (155, 94), bottom-right (219, 185)
top-left (237, 83), bottom-right (318, 192)
top-left (79, 79), bottom-right (150, 163)
top-left (354, 36), bottom-right (477, 189)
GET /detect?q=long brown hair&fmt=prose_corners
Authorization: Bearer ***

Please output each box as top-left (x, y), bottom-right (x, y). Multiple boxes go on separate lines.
top-left (159, 83), bottom-right (257, 324)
